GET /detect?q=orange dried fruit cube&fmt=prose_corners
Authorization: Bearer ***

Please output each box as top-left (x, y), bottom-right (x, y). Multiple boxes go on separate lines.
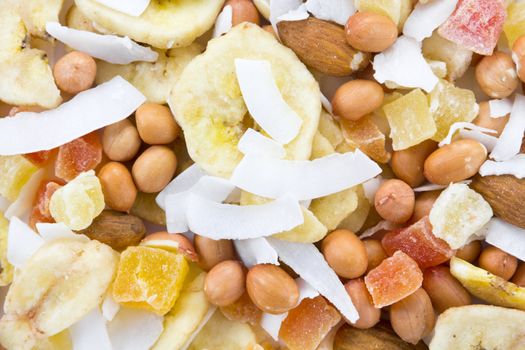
top-left (220, 292), bottom-right (262, 326)
top-left (29, 180), bottom-right (62, 229)
top-left (382, 216), bottom-right (454, 269)
top-left (279, 296), bottom-right (341, 350)
top-left (55, 132), bottom-right (102, 181)
top-left (24, 149), bottom-right (55, 166)
top-left (364, 251), bottom-right (423, 308)
top-left (340, 116), bottom-right (391, 163)
top-left (112, 246), bottom-right (189, 315)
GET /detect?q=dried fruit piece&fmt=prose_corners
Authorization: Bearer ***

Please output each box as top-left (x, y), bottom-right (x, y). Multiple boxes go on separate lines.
top-left (280, 296), bottom-right (341, 350)
top-left (55, 132), bottom-right (102, 182)
top-left (504, 2), bottom-right (525, 47)
top-left (382, 216), bottom-right (454, 269)
top-left (0, 155), bottom-right (39, 201)
top-left (112, 246), bottom-right (189, 315)
top-left (220, 292), bottom-right (262, 326)
top-left (354, 0), bottom-right (411, 27)
top-left (310, 187), bottom-right (359, 231)
top-left (364, 251), bottom-right (423, 308)
top-left (438, 0), bottom-right (506, 55)
top-left (422, 32), bottom-right (472, 81)
top-left (383, 89), bottom-right (437, 151)
top-left (24, 149), bottom-right (55, 166)
top-left (29, 180), bottom-right (62, 228)
top-left (0, 213), bottom-right (13, 286)
top-left (428, 80), bottom-right (478, 141)
top-left (340, 116), bottom-right (391, 163)
top-left (49, 171), bottom-right (105, 230)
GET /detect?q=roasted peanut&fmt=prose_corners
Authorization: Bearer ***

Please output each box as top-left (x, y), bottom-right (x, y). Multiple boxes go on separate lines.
top-left (204, 260), bottom-right (246, 306)
top-left (132, 146), bottom-right (177, 193)
top-left (98, 162), bottom-right (137, 212)
top-left (411, 191), bottom-right (440, 223)
top-left (225, 0), bottom-right (260, 26)
top-left (135, 103), bottom-right (180, 145)
top-left (53, 51), bottom-right (96, 94)
top-left (374, 179), bottom-right (415, 224)
top-left (332, 80), bottom-right (384, 121)
top-left (345, 279), bottom-right (381, 329)
top-left (511, 263), bottom-right (525, 287)
top-left (194, 235), bottom-right (235, 271)
top-left (454, 240), bottom-right (481, 263)
top-left (475, 51), bottom-right (519, 98)
top-left (513, 35), bottom-right (525, 83)
top-left (479, 245), bottom-right (518, 280)
top-left (473, 101), bottom-right (509, 136)
top-left (422, 265), bottom-right (471, 313)
top-left (141, 232), bottom-right (198, 262)
top-left (363, 239), bottom-right (387, 273)
top-left (345, 12), bottom-right (397, 53)
top-left (321, 229), bottom-right (368, 279)
top-left (102, 119), bottom-right (141, 162)
top-left (391, 140), bottom-right (438, 187)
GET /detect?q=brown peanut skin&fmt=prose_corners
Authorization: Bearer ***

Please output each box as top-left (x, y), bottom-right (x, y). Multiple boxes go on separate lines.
top-left (391, 140), bottom-right (437, 187)
top-left (194, 235), bottom-right (235, 271)
top-left (454, 240), bottom-right (481, 263)
top-left (423, 265), bottom-right (471, 313)
top-left (475, 51), bottom-right (518, 99)
top-left (322, 229), bottom-right (368, 279)
top-left (478, 246), bottom-right (518, 281)
top-left (204, 260), bottom-right (245, 306)
top-left (345, 278), bottom-right (381, 329)
top-left (98, 162), bottom-right (137, 213)
top-left (332, 80), bottom-right (384, 121)
top-left (345, 12), bottom-right (398, 53)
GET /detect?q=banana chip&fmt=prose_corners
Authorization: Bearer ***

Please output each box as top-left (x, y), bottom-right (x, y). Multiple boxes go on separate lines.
top-left (0, 213), bottom-right (13, 286)
top-left (74, 0), bottom-right (224, 49)
top-left (16, 0), bottom-right (64, 38)
top-left (171, 23), bottom-right (321, 178)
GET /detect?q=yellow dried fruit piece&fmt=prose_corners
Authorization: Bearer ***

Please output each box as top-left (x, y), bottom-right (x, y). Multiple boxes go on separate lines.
top-left (422, 32), bottom-right (473, 81)
top-left (337, 185), bottom-right (370, 232)
top-left (318, 110), bottom-right (344, 149)
top-left (0, 213), bottom-right (13, 286)
top-left (49, 171), bottom-right (105, 230)
top-left (311, 132), bottom-right (335, 159)
top-left (504, 2), bottom-right (525, 47)
top-left (355, 0), bottom-right (412, 28)
top-left (0, 155), bottom-right (38, 201)
top-left (310, 188), bottom-right (358, 231)
top-left (383, 89), bottom-right (437, 151)
top-left (428, 80), bottom-right (479, 141)
top-left (112, 246), bottom-right (189, 316)
top-left (340, 116), bottom-right (391, 163)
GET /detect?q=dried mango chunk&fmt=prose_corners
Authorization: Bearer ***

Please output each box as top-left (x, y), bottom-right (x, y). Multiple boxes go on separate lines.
top-left (340, 116), bottom-right (391, 163)
top-left (383, 89), bottom-right (436, 151)
top-left (382, 216), bottom-right (454, 269)
top-left (49, 171), bottom-right (104, 230)
top-left (0, 155), bottom-right (39, 201)
top-left (55, 132), bottom-right (102, 182)
top-left (112, 246), bottom-right (189, 316)
top-left (279, 296), bottom-right (341, 350)
top-left (365, 251), bottom-right (423, 308)
top-left (29, 180), bottom-right (62, 229)
top-left (504, 2), bottom-right (525, 47)
top-left (0, 213), bottom-right (13, 286)
top-left (438, 0), bottom-right (506, 55)
top-left (24, 149), bottom-right (55, 166)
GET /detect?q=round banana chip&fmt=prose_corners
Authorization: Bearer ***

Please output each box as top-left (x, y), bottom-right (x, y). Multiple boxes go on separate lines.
top-left (170, 23), bottom-right (321, 178)
top-left (74, 0), bottom-right (225, 49)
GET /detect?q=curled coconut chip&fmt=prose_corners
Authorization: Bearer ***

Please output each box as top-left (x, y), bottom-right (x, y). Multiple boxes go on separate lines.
top-left (305, 0), bottom-right (355, 26)
top-left (7, 217), bottom-right (44, 268)
top-left (403, 0), bottom-right (459, 42)
top-left (373, 36), bottom-right (439, 93)
top-left (238, 128), bottom-right (286, 159)
top-left (439, 122), bottom-right (497, 148)
top-left (107, 308), bottom-right (164, 350)
top-left (230, 150), bottom-right (382, 201)
top-left (212, 5), bottom-right (232, 38)
top-left (0, 76), bottom-right (145, 156)
top-left (4, 168), bottom-right (45, 219)
top-left (489, 98), bottom-right (513, 118)
top-left (233, 237), bottom-right (279, 268)
top-left (235, 59), bottom-right (303, 144)
top-left (320, 93), bottom-right (333, 114)
top-left (46, 22), bottom-right (158, 65)
top-left (479, 155), bottom-right (525, 178)
top-left (36, 222), bottom-right (89, 242)
top-left (270, 0), bottom-right (304, 31)
top-left (156, 164), bottom-right (206, 211)
top-left (102, 294), bottom-right (121, 322)
top-left (277, 3), bottom-right (310, 22)
top-left (362, 176), bottom-right (383, 203)
top-left (70, 308), bottom-right (112, 350)
top-left (491, 94), bottom-right (525, 161)
top-left (458, 129), bottom-right (499, 152)
top-left (186, 194), bottom-right (304, 240)
top-left (92, 0), bottom-right (150, 17)
top-left (359, 220), bottom-right (399, 239)
top-left (485, 218), bottom-right (525, 261)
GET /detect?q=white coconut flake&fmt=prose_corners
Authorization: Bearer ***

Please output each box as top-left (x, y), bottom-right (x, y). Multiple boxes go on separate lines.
top-left (403, 0), bottom-right (458, 41)
top-left (362, 176), bottom-right (384, 203)
top-left (359, 220), bottom-right (399, 239)
top-left (46, 22), bottom-right (158, 65)
top-left (186, 194), bottom-right (303, 240)
top-left (267, 238), bottom-right (359, 322)
top-left (156, 164), bottom-right (206, 210)
top-left (270, 0), bottom-right (303, 31)
top-left (479, 155), bottom-right (525, 178)
top-left (439, 122), bottom-right (497, 147)
top-left (413, 180), bottom-right (471, 192)
top-left (296, 277), bottom-right (320, 301)
top-left (489, 98), bottom-right (513, 118)
top-left (4, 169), bottom-right (45, 220)
top-left (7, 217), bottom-right (44, 268)
top-left (305, 0), bottom-right (355, 25)
top-left (277, 3), bottom-right (310, 22)
top-left (235, 59), bottom-right (303, 144)
top-left (92, 0), bottom-right (150, 16)
top-left (234, 238), bottom-right (279, 268)
top-left (0, 76), bottom-right (145, 156)
top-left (212, 5), bottom-right (232, 38)
top-left (70, 308), bottom-right (112, 350)
top-left (459, 129), bottom-right (499, 151)
top-left (320, 93), bottom-right (333, 114)
top-left (102, 294), bottom-right (121, 322)
top-left (485, 218), bottom-right (525, 261)
top-left (238, 128), bottom-right (286, 158)
top-left (181, 307), bottom-right (217, 350)
top-left (108, 308), bottom-right (163, 350)
top-left (36, 222), bottom-right (89, 242)
top-left (491, 94), bottom-right (525, 161)
top-left (231, 150), bottom-right (381, 201)
top-left (373, 36), bottom-right (439, 93)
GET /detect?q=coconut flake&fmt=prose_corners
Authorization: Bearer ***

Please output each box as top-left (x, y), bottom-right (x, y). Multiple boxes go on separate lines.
top-left (7, 217), bottom-right (44, 268)
top-left (305, 0), bottom-right (355, 25)
top-left (439, 122), bottom-right (497, 147)
top-left (489, 98), bottom-right (513, 118)
top-left (108, 308), bottom-right (163, 350)
top-left (458, 129), bottom-right (499, 151)
top-left (102, 294), bottom-right (121, 322)
top-left (186, 194), bottom-right (303, 240)
top-left (491, 94), bottom-right (525, 161)
top-left (413, 180), bottom-right (471, 192)
top-left (212, 5), bottom-right (233, 38)
top-left (485, 218), bottom-right (525, 261)
top-left (231, 150), bottom-right (381, 201)
top-left (403, 0), bottom-right (459, 41)
top-left (0, 76), bottom-right (145, 156)
top-left (320, 93), bottom-right (333, 114)
top-left (156, 164), bottom-right (206, 210)
top-left (46, 22), bottom-right (158, 65)
top-left (277, 3), bottom-right (310, 22)
top-left (359, 220), bottom-right (399, 239)
top-left (4, 169), bottom-right (45, 220)
top-left (92, 0), bottom-right (150, 16)
top-left (362, 176), bottom-right (384, 203)
top-left (373, 36), bottom-right (439, 93)
top-left (238, 128), bottom-right (286, 158)
top-left (270, 0), bottom-right (303, 31)
top-left (36, 222), bottom-right (89, 242)
top-left (479, 155), bottom-right (525, 178)
top-left (267, 238), bottom-right (359, 322)
top-left (235, 59), bottom-right (303, 144)
top-left (70, 308), bottom-right (112, 350)
top-left (233, 238), bottom-right (279, 268)
top-left (181, 307), bottom-right (217, 350)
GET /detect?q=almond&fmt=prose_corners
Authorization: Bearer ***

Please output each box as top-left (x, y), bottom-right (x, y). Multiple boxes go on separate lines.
top-left (277, 17), bottom-right (370, 76)
top-left (471, 175), bottom-right (525, 229)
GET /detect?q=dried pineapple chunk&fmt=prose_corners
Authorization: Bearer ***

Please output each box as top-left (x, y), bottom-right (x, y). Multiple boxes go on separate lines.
top-left (355, 0), bottom-right (412, 28)
top-left (311, 132), bottom-right (336, 159)
top-left (318, 111), bottom-right (344, 149)
top-left (74, 0), bottom-right (224, 49)
top-left (337, 186), bottom-right (371, 233)
top-left (504, 2), bottom-right (525, 47)
top-left (0, 155), bottom-right (39, 202)
top-left (310, 188), bottom-right (359, 231)
top-left (422, 32), bottom-right (473, 81)
top-left (0, 213), bottom-right (13, 286)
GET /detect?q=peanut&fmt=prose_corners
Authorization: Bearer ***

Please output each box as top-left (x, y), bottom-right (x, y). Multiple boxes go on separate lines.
top-left (345, 278), bottom-right (381, 329)
top-left (473, 101), bottom-right (509, 136)
top-left (512, 35), bottom-right (525, 83)
top-left (53, 51), bottom-right (96, 94)
top-left (422, 265), bottom-right (471, 313)
top-left (102, 119), bottom-right (141, 162)
top-left (454, 240), bottom-right (481, 263)
top-left (194, 235), bottom-right (235, 271)
top-left (135, 103), bottom-right (180, 145)
top-left (132, 146), bottom-right (177, 193)
top-left (321, 229), bottom-right (368, 279)
top-left (475, 51), bottom-right (518, 98)
top-left (98, 162), bottom-right (137, 212)
top-left (374, 179), bottom-right (415, 224)
top-left (479, 245), bottom-right (518, 280)
top-left (363, 239), bottom-right (387, 273)
top-left (511, 263), bottom-right (525, 287)
top-left (204, 260), bottom-right (246, 306)
top-left (225, 0), bottom-right (260, 26)
top-left (411, 191), bottom-right (440, 223)
top-left (391, 140), bottom-right (438, 187)
top-left (141, 232), bottom-right (198, 262)
top-left (345, 12), bottom-right (397, 53)
top-left (332, 80), bottom-right (384, 121)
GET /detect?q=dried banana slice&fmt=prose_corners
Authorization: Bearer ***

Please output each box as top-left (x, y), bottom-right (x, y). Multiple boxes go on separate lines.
top-left (74, 0), bottom-right (224, 49)
top-left (0, 238), bottom-right (119, 349)
top-left (16, 0), bottom-right (64, 38)
top-left (0, 213), bottom-right (13, 286)
top-left (96, 44), bottom-right (203, 104)
top-left (171, 23), bottom-right (321, 178)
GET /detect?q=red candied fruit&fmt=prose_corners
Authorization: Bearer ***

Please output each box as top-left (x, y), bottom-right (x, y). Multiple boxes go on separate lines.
top-left (364, 251), bottom-right (423, 308)
top-left (55, 132), bottom-right (102, 181)
top-left (438, 0), bottom-right (506, 55)
top-left (24, 150), bottom-right (55, 166)
top-left (29, 180), bottom-right (62, 229)
top-left (381, 216), bottom-right (454, 269)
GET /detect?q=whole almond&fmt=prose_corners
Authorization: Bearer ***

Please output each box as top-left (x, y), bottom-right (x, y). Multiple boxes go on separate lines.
top-left (471, 175), bottom-right (525, 228)
top-left (332, 80), bottom-right (384, 121)
top-left (345, 12), bottom-right (398, 53)
top-left (277, 17), bottom-right (370, 76)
